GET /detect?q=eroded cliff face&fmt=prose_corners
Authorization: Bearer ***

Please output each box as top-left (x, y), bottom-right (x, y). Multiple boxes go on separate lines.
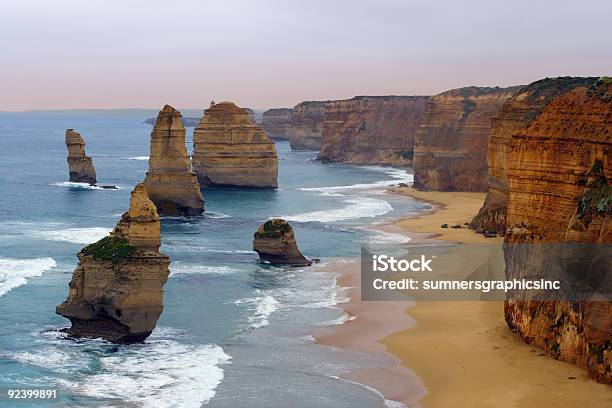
top-left (261, 108), bottom-right (292, 140)
top-left (253, 219), bottom-right (311, 266)
top-left (143, 105), bottom-right (204, 216)
top-left (192, 101), bottom-right (278, 188)
top-left (472, 77), bottom-right (598, 233)
top-left (503, 80), bottom-right (612, 383)
top-left (56, 183), bottom-right (170, 343)
top-left (412, 87), bottom-right (520, 191)
top-left (289, 101), bottom-right (328, 150)
top-left (317, 96), bottom-right (428, 166)
top-left (66, 129), bottom-right (96, 185)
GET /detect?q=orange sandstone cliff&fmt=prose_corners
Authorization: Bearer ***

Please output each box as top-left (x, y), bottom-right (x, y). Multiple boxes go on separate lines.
top-left (65, 129), bottom-right (96, 185)
top-left (56, 183), bottom-right (170, 343)
top-left (143, 105), bottom-right (204, 216)
top-left (503, 78), bottom-right (612, 383)
top-left (472, 77), bottom-right (598, 233)
top-left (413, 86), bottom-right (520, 191)
top-left (318, 96), bottom-right (428, 166)
top-left (192, 102), bottom-right (278, 188)
top-left (261, 108), bottom-right (292, 140)
top-left (289, 101), bottom-right (328, 150)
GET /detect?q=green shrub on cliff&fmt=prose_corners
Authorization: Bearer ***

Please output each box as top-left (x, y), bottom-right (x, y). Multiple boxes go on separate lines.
top-left (398, 150), bottom-right (413, 161)
top-left (254, 219), bottom-right (291, 239)
top-left (577, 160), bottom-right (612, 224)
top-left (82, 236), bottom-right (135, 261)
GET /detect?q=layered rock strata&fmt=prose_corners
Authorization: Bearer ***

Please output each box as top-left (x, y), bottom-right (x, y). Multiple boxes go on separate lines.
top-left (261, 108), bottom-right (293, 140)
top-left (503, 79), bottom-right (612, 383)
top-left (289, 101), bottom-right (328, 150)
top-left (253, 219), bottom-right (311, 266)
top-left (143, 105), bottom-right (204, 216)
top-left (56, 183), bottom-right (170, 343)
top-left (66, 129), bottom-right (97, 184)
top-left (472, 77), bottom-right (599, 233)
top-left (413, 86), bottom-right (520, 191)
top-left (317, 96), bottom-right (429, 165)
top-left (192, 101), bottom-right (278, 188)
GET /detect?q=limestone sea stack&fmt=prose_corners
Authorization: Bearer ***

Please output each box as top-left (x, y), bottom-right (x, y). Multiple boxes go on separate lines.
top-left (56, 183), bottom-right (170, 343)
top-left (253, 219), bottom-right (311, 266)
top-left (412, 86), bottom-right (521, 191)
top-left (318, 96), bottom-right (429, 166)
top-left (192, 101), bottom-right (278, 188)
top-left (66, 129), bottom-right (97, 185)
top-left (143, 105), bottom-right (204, 216)
top-left (289, 101), bottom-right (328, 150)
top-left (503, 78), bottom-right (611, 382)
top-left (261, 108), bottom-right (293, 140)
top-left (471, 77), bottom-right (598, 233)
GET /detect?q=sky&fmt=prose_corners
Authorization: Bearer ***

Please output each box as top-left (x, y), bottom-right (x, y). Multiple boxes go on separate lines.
top-left (1, 0), bottom-right (611, 111)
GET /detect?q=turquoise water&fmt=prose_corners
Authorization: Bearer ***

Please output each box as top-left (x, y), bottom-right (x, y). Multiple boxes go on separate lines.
top-left (0, 111), bottom-right (429, 407)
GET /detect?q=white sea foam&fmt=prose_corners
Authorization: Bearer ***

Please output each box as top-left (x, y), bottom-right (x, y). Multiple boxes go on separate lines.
top-left (281, 196), bottom-right (392, 223)
top-left (51, 182), bottom-right (105, 190)
top-left (17, 327), bottom-right (230, 407)
top-left (366, 231), bottom-right (412, 244)
top-left (329, 375), bottom-right (407, 408)
top-left (76, 340), bottom-right (230, 408)
top-left (0, 257), bottom-right (57, 297)
top-left (321, 313), bottom-right (356, 326)
top-left (10, 349), bottom-right (86, 373)
top-left (299, 167), bottom-right (413, 193)
top-left (123, 156), bottom-right (149, 161)
top-left (170, 263), bottom-right (238, 276)
top-left (205, 211), bottom-right (230, 219)
top-left (235, 292), bottom-right (279, 329)
top-left (36, 227), bottom-right (111, 244)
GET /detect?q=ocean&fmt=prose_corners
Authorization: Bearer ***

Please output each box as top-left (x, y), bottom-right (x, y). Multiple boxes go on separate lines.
top-left (0, 111), bottom-right (429, 407)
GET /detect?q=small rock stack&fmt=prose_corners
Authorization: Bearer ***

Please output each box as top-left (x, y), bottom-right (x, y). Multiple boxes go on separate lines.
top-left (253, 219), bottom-right (311, 266)
top-left (65, 129), bottom-right (97, 185)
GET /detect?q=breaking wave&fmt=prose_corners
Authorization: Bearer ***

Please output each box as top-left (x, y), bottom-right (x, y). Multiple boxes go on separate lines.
top-left (0, 257), bottom-right (57, 297)
top-left (9, 328), bottom-right (230, 408)
top-left (235, 292), bottom-right (280, 329)
top-left (123, 156), bottom-right (149, 161)
top-left (36, 227), bottom-right (111, 244)
top-left (299, 167), bottom-right (412, 193)
top-left (281, 196), bottom-right (392, 223)
top-left (170, 263), bottom-right (239, 276)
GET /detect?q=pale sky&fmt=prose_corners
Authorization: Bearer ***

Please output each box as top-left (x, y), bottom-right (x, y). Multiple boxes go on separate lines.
top-left (1, 0), bottom-right (611, 111)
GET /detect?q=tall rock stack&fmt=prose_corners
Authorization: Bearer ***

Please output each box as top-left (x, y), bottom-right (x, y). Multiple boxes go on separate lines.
top-left (143, 105), bottom-right (204, 216)
top-left (261, 108), bottom-right (293, 140)
top-left (192, 101), bottom-right (278, 188)
top-left (471, 77), bottom-right (598, 233)
top-left (502, 78), bottom-right (611, 382)
top-left (65, 129), bottom-right (97, 185)
top-left (318, 96), bottom-right (429, 166)
top-left (412, 86), bottom-right (520, 191)
top-left (56, 183), bottom-right (171, 343)
top-left (289, 101), bottom-right (328, 150)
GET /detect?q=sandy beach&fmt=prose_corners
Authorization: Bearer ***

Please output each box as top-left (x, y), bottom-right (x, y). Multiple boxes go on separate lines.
top-left (317, 187), bottom-right (612, 407)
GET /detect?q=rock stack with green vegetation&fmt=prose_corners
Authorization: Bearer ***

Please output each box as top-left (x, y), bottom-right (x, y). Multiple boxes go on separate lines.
top-left (253, 219), bottom-right (311, 266)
